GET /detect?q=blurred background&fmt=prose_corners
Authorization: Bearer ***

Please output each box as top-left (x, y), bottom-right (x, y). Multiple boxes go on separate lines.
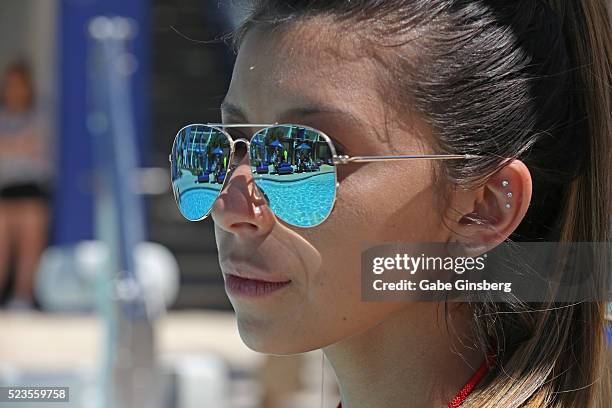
top-left (0, 1), bottom-right (339, 407)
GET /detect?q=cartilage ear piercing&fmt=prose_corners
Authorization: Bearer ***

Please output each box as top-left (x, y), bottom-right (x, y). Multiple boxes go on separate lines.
top-left (502, 180), bottom-right (512, 209)
top-left (501, 180), bottom-right (512, 208)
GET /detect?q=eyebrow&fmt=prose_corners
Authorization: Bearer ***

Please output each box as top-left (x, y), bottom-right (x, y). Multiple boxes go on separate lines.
top-left (220, 101), bottom-right (248, 121)
top-left (220, 100), bottom-right (357, 124)
top-left (219, 100), bottom-right (365, 153)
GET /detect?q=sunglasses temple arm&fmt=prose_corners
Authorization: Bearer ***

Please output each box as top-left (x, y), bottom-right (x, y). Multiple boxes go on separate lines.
top-left (206, 123), bottom-right (278, 128)
top-left (334, 154), bottom-right (486, 164)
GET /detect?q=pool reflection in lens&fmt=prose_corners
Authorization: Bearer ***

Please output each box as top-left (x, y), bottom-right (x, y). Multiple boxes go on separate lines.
top-left (171, 124), bottom-right (231, 221)
top-left (249, 125), bottom-right (337, 228)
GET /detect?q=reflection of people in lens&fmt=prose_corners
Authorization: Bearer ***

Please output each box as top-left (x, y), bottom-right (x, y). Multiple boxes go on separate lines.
top-left (210, 156), bottom-right (219, 183)
top-left (270, 148), bottom-right (281, 174)
top-left (208, 1), bottom-right (612, 407)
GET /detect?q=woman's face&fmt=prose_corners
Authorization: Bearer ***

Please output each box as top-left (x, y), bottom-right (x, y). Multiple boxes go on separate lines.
top-left (212, 20), bottom-right (455, 354)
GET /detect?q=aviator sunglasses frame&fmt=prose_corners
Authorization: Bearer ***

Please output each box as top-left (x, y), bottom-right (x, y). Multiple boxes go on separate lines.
top-left (169, 123), bottom-right (486, 228)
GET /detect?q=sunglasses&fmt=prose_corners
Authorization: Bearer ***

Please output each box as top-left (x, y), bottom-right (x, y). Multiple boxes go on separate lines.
top-left (169, 123), bottom-right (484, 228)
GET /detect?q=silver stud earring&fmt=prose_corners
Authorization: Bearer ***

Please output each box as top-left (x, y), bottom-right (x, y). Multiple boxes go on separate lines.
top-left (502, 180), bottom-right (512, 209)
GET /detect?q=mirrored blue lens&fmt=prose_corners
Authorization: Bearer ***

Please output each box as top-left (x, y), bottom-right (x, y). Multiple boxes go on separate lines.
top-left (249, 125), bottom-right (337, 227)
top-left (171, 125), bottom-right (231, 221)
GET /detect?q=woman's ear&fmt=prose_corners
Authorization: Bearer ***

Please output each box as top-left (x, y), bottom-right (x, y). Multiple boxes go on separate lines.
top-left (446, 159), bottom-right (532, 256)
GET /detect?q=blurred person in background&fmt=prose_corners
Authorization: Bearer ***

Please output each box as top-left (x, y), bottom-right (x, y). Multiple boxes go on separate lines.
top-left (0, 59), bottom-right (53, 310)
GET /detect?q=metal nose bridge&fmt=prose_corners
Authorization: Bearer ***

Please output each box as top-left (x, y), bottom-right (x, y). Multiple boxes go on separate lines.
top-left (232, 138), bottom-right (250, 146)
top-left (228, 138), bottom-right (251, 172)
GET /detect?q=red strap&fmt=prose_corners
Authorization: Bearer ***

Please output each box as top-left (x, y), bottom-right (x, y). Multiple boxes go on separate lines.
top-left (337, 355), bottom-right (494, 408)
top-left (446, 355), bottom-right (492, 408)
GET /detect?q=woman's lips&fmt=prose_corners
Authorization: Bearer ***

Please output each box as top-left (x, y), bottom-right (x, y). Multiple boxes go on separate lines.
top-left (224, 274), bottom-right (291, 297)
top-left (221, 259), bottom-right (291, 298)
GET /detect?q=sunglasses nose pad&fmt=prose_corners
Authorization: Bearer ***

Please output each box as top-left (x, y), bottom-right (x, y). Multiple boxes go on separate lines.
top-left (252, 182), bottom-right (270, 205)
top-left (260, 189), bottom-right (270, 205)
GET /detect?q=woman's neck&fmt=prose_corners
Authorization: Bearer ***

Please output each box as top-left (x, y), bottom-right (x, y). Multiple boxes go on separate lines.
top-left (322, 303), bottom-right (484, 408)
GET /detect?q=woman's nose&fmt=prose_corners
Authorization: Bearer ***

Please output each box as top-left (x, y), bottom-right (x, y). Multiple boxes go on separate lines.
top-left (210, 150), bottom-right (275, 236)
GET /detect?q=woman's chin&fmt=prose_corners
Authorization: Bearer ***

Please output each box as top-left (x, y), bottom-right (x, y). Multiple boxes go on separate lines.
top-left (236, 318), bottom-right (315, 355)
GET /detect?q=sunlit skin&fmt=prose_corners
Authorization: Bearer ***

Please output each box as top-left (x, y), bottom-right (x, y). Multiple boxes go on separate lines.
top-left (211, 18), bottom-right (532, 408)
